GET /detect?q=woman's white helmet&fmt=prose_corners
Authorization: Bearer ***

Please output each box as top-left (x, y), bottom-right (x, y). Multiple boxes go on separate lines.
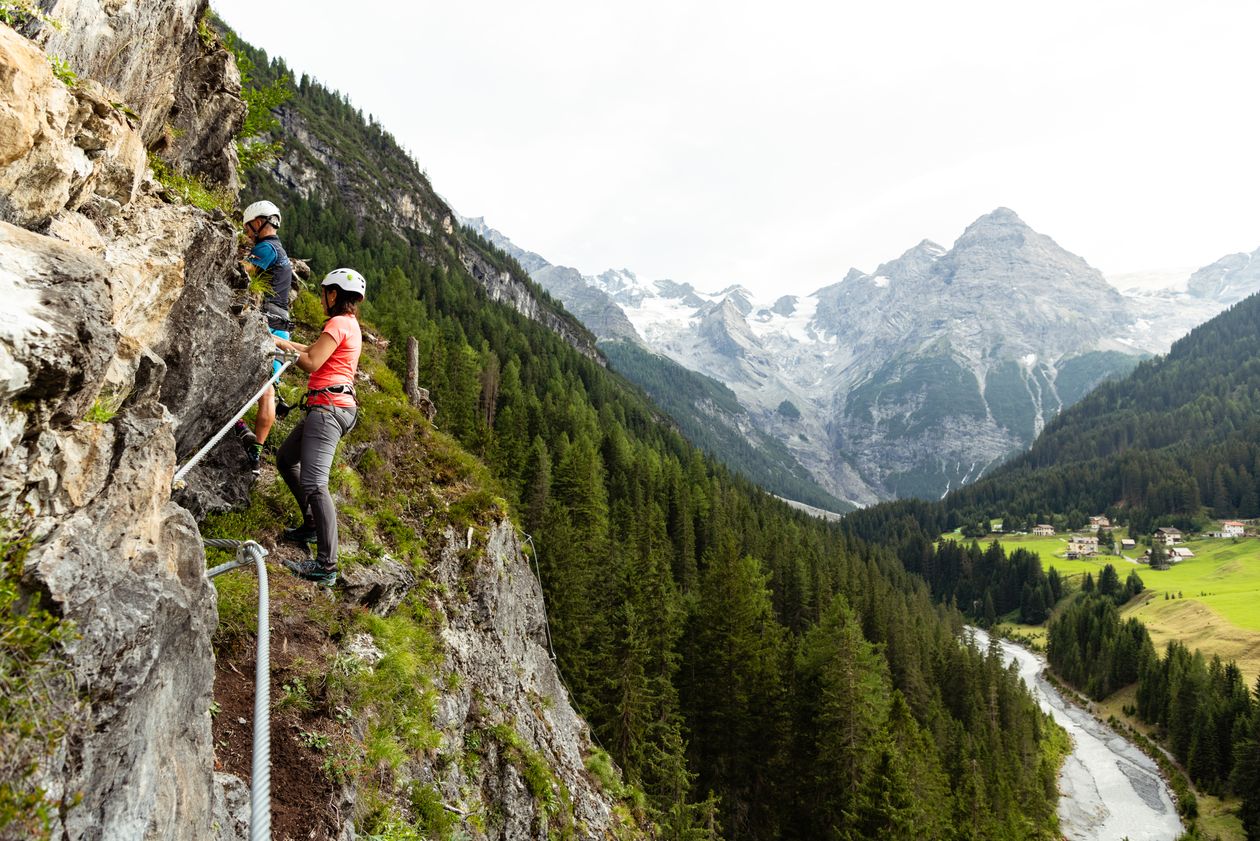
top-left (321, 268), bottom-right (366, 297)
top-left (242, 200), bottom-right (281, 228)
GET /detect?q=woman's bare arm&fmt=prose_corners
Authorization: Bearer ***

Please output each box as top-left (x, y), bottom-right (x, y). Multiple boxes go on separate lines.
top-left (275, 332), bottom-right (337, 373)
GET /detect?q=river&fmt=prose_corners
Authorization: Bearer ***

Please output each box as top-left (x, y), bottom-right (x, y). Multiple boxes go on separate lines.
top-left (967, 628), bottom-right (1184, 841)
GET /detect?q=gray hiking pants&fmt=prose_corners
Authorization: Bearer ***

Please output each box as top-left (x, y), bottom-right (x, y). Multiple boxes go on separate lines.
top-left (277, 405), bottom-right (357, 572)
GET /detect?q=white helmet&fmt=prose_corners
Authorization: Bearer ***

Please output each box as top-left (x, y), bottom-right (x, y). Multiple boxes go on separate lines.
top-left (242, 200), bottom-right (281, 228)
top-left (321, 268), bottom-right (366, 297)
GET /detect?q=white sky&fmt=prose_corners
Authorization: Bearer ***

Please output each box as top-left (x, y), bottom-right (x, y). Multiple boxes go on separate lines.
top-left (213, 0), bottom-right (1260, 297)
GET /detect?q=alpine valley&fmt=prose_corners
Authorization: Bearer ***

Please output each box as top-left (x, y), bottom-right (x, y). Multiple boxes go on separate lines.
top-left (466, 212), bottom-right (1260, 507)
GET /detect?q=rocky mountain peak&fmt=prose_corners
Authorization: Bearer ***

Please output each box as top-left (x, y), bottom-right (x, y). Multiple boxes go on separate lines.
top-left (950, 207), bottom-right (1043, 254)
top-left (1186, 247), bottom-right (1260, 304)
top-left (872, 238), bottom-right (946, 284)
top-left (698, 295), bottom-right (761, 358)
top-left (718, 286), bottom-right (755, 316)
top-left (771, 295), bottom-right (798, 316)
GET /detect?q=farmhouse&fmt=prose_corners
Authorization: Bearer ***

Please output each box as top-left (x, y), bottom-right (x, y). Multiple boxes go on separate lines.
top-left (1089, 515), bottom-right (1112, 530)
top-left (1154, 527), bottom-right (1183, 546)
top-left (1032, 524), bottom-right (1055, 536)
top-left (1171, 547), bottom-right (1195, 560)
top-left (1067, 535), bottom-right (1099, 556)
top-left (1223, 520), bottom-right (1245, 538)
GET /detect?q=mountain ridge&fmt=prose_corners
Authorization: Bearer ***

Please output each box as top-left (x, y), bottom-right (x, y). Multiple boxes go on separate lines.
top-left (471, 207), bottom-right (1260, 503)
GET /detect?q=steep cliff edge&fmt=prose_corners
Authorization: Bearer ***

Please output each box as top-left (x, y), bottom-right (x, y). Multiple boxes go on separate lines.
top-left (0, 6), bottom-right (645, 839)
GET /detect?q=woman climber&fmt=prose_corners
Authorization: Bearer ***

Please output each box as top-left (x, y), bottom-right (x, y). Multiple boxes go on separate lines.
top-left (272, 268), bottom-right (365, 585)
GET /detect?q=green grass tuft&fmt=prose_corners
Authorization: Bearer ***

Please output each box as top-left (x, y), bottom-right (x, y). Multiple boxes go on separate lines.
top-left (46, 54), bottom-right (75, 87)
top-left (148, 154), bottom-right (234, 215)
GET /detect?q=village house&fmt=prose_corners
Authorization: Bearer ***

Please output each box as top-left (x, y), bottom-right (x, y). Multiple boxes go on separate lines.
top-left (1171, 547), bottom-right (1195, 561)
top-left (1120, 538), bottom-right (1137, 551)
top-left (1154, 527), bottom-right (1183, 546)
top-left (1223, 520), bottom-right (1245, 538)
top-left (1067, 535), bottom-right (1099, 557)
top-left (1032, 524), bottom-right (1055, 536)
top-left (1089, 515), bottom-right (1112, 530)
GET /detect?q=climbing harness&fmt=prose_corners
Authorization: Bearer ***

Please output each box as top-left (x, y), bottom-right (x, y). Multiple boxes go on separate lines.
top-left (205, 539), bottom-right (272, 841)
top-left (172, 352), bottom-right (297, 489)
top-left (299, 383), bottom-right (356, 411)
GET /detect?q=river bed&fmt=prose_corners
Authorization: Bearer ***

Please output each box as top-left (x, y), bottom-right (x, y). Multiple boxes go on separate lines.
top-left (967, 628), bottom-right (1183, 841)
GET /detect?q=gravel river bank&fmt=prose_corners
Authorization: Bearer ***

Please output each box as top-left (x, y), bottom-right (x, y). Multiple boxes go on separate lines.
top-left (968, 628), bottom-right (1183, 841)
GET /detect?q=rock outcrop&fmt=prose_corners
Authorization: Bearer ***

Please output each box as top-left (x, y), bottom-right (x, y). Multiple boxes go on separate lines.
top-left (33, 0), bottom-right (246, 189)
top-left (0, 10), bottom-right (258, 838)
top-left (427, 522), bottom-right (623, 837)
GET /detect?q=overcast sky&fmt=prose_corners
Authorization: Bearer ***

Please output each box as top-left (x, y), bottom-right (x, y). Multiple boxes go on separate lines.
top-left (213, 0), bottom-right (1260, 297)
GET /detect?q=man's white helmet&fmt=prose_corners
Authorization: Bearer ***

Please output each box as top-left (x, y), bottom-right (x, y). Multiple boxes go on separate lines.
top-left (242, 200), bottom-right (281, 228)
top-left (321, 268), bottom-right (366, 297)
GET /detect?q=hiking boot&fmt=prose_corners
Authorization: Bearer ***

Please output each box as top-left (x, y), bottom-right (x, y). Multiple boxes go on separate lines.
top-left (282, 557), bottom-right (336, 586)
top-left (280, 524), bottom-right (318, 545)
top-left (234, 419), bottom-right (256, 444)
top-left (245, 442), bottom-right (263, 472)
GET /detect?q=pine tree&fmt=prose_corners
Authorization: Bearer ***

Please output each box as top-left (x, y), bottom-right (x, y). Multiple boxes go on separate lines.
top-left (684, 539), bottom-right (788, 839)
top-left (1098, 563), bottom-right (1121, 598)
top-left (1233, 679), bottom-right (1260, 839)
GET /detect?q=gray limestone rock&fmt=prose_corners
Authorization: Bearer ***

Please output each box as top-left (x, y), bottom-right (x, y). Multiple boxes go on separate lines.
top-left (427, 521), bottom-right (620, 838)
top-left (211, 772), bottom-right (250, 841)
top-left (158, 30), bottom-right (246, 191)
top-left (0, 27), bottom-right (146, 229)
top-left (0, 221), bottom-right (116, 427)
top-left (34, 0), bottom-right (203, 146)
top-left (25, 410), bottom-right (218, 841)
top-left (340, 556), bottom-right (417, 617)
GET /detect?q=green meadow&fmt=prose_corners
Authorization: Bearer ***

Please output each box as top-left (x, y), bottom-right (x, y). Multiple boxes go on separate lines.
top-left (967, 531), bottom-right (1260, 682)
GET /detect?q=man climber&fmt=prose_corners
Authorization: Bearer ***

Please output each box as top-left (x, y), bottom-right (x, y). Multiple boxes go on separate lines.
top-left (235, 200), bottom-right (295, 471)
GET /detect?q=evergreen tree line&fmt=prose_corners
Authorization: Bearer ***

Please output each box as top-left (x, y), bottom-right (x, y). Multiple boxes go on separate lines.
top-left (235, 42), bottom-right (1071, 837)
top-left (600, 340), bottom-right (848, 512)
top-left (1046, 593), bottom-right (1260, 837)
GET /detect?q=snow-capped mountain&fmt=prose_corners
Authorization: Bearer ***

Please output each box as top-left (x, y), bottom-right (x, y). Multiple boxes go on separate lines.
top-left (463, 212), bottom-right (1260, 505)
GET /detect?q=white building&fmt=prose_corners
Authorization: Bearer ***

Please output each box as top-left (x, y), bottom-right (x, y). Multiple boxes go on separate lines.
top-left (1068, 535), bottom-right (1099, 556)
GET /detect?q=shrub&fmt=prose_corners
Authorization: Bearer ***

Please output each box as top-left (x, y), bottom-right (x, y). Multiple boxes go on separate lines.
top-left (0, 522), bottom-right (82, 838)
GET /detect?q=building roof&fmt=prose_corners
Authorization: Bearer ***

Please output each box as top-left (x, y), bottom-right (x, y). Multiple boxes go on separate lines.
top-left (1155, 527), bottom-right (1183, 535)
top-left (1223, 520), bottom-right (1245, 527)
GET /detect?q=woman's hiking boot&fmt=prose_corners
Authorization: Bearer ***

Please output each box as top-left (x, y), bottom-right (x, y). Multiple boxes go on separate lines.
top-left (282, 558), bottom-right (336, 586)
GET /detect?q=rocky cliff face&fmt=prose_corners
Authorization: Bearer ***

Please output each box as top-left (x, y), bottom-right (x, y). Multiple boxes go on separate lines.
top-left (0, 8), bottom-right (259, 838)
top-left (1, 7), bottom-right (635, 839)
